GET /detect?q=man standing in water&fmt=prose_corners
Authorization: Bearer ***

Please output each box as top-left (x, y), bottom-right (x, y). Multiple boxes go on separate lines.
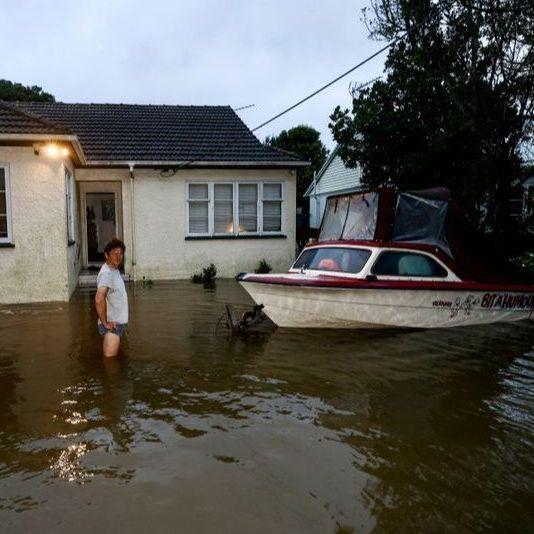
top-left (95, 238), bottom-right (128, 358)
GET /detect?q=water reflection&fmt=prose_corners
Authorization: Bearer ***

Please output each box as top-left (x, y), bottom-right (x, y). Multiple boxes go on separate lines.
top-left (0, 281), bottom-right (533, 532)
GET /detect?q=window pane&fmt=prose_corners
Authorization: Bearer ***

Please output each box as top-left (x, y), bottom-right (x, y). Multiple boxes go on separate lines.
top-left (293, 247), bottom-right (371, 274)
top-left (263, 200), bottom-right (281, 232)
top-left (0, 215), bottom-right (7, 238)
top-left (319, 196), bottom-right (350, 241)
top-left (0, 168), bottom-right (4, 190)
top-left (372, 251), bottom-right (447, 277)
top-left (342, 192), bottom-right (378, 240)
top-left (214, 184), bottom-right (233, 233)
top-left (189, 201), bottom-right (209, 233)
top-left (239, 184), bottom-right (257, 232)
top-left (214, 183), bottom-right (233, 201)
top-left (189, 184), bottom-right (209, 200)
top-left (0, 192), bottom-right (6, 214)
top-left (263, 183), bottom-right (281, 200)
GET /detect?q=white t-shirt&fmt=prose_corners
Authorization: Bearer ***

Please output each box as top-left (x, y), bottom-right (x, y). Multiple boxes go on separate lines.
top-left (97, 263), bottom-right (128, 324)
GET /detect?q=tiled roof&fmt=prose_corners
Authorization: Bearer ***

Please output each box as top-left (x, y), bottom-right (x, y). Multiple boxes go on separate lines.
top-left (0, 102), bottom-right (71, 135)
top-left (4, 101), bottom-right (306, 166)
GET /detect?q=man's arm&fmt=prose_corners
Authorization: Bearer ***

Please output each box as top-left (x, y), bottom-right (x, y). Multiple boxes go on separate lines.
top-left (95, 287), bottom-right (116, 330)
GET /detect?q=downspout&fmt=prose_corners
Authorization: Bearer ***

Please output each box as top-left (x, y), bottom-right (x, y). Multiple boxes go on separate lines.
top-left (129, 164), bottom-right (136, 283)
top-left (312, 170), bottom-right (318, 227)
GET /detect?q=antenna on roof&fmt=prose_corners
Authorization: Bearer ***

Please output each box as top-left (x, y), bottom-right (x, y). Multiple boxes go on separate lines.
top-left (233, 104), bottom-right (255, 111)
top-left (349, 76), bottom-right (383, 98)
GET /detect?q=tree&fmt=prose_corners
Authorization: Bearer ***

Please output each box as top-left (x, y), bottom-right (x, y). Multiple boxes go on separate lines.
top-left (266, 125), bottom-right (328, 213)
top-left (0, 79), bottom-right (55, 102)
top-left (329, 0), bottom-right (534, 249)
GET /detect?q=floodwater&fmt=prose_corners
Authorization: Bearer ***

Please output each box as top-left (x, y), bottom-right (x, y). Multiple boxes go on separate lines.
top-left (0, 281), bottom-right (533, 533)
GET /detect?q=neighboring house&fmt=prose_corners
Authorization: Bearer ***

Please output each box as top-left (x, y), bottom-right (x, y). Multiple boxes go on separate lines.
top-left (511, 142), bottom-right (534, 226)
top-left (0, 101), bottom-right (307, 304)
top-left (304, 145), bottom-right (361, 228)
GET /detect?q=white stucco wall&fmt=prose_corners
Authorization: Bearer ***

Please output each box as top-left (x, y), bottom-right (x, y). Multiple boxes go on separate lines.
top-left (0, 155), bottom-right (297, 305)
top-left (75, 167), bottom-right (297, 280)
top-left (0, 146), bottom-right (73, 304)
top-left (66, 159), bottom-right (82, 296)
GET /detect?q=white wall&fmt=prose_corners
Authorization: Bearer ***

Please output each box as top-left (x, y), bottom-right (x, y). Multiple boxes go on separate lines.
top-left (66, 159), bottom-right (82, 297)
top-left (315, 154), bottom-right (361, 196)
top-left (0, 146), bottom-right (73, 304)
top-left (309, 194), bottom-right (328, 229)
top-left (76, 167), bottom-right (297, 280)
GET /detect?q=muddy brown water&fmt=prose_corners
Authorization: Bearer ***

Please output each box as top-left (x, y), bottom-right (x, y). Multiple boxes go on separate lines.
top-left (0, 280), bottom-right (533, 533)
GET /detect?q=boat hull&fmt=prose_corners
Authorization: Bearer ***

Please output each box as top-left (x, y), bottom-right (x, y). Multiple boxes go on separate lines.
top-left (239, 281), bottom-right (534, 329)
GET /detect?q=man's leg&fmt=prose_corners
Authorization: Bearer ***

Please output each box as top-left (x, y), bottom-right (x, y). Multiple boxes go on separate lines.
top-left (103, 332), bottom-right (120, 358)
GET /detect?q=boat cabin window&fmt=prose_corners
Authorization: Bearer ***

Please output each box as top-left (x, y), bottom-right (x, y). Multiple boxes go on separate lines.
top-left (293, 247), bottom-right (371, 274)
top-left (371, 251), bottom-right (448, 277)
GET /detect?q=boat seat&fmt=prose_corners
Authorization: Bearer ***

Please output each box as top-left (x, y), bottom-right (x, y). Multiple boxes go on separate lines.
top-left (316, 258), bottom-right (341, 271)
top-left (398, 254), bottom-right (433, 276)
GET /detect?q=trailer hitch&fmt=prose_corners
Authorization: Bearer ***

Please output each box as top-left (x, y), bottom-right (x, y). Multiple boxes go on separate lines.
top-left (225, 303), bottom-right (265, 334)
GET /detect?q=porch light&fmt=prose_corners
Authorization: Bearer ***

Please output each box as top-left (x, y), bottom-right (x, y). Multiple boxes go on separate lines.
top-left (44, 143), bottom-right (69, 158)
top-left (33, 143), bottom-right (69, 158)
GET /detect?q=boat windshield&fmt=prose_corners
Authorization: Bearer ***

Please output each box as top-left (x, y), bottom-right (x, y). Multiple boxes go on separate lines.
top-left (293, 247), bottom-right (371, 274)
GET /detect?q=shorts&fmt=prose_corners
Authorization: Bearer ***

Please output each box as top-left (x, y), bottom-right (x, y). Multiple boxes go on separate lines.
top-left (98, 322), bottom-right (127, 337)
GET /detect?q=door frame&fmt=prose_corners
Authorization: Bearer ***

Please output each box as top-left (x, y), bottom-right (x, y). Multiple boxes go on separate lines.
top-left (78, 181), bottom-right (123, 268)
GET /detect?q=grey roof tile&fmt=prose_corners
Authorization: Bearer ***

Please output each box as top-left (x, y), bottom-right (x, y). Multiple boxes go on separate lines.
top-left (0, 102), bottom-right (71, 135)
top-left (5, 102), bottom-right (306, 165)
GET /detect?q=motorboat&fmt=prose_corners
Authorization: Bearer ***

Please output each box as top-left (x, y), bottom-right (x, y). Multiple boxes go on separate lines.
top-left (238, 189), bottom-right (534, 329)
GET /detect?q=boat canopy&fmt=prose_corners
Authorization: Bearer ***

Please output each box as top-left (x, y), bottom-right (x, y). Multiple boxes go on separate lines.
top-left (318, 188), bottom-right (531, 284)
top-left (319, 188), bottom-right (451, 254)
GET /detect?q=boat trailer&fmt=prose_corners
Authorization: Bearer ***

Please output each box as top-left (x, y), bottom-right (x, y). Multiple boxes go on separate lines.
top-left (224, 303), bottom-right (266, 334)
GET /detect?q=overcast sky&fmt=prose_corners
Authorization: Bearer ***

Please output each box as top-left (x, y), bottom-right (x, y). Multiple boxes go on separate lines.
top-left (3, 0), bottom-right (386, 149)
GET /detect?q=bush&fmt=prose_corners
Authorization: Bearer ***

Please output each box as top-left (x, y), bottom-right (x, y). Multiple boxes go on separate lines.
top-left (192, 263), bottom-right (217, 285)
top-left (254, 259), bottom-right (272, 274)
top-left (514, 252), bottom-right (534, 274)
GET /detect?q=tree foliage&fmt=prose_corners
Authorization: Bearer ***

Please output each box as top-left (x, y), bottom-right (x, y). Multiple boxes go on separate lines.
top-left (0, 79), bottom-right (55, 102)
top-left (330, 0), bottom-right (534, 242)
top-left (266, 125), bottom-right (328, 210)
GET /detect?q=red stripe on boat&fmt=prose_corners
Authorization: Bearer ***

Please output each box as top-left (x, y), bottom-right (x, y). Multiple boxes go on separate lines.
top-left (240, 274), bottom-right (534, 293)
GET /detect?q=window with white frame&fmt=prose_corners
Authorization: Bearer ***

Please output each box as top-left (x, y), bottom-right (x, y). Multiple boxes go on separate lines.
top-left (214, 183), bottom-right (234, 233)
top-left (187, 181), bottom-right (283, 236)
top-left (238, 183), bottom-right (258, 232)
top-left (187, 183), bottom-right (210, 234)
top-left (262, 183), bottom-right (282, 232)
top-left (0, 165), bottom-right (12, 243)
top-left (65, 168), bottom-right (76, 243)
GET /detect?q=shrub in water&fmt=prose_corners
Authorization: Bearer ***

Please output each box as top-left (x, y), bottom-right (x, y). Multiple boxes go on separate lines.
top-left (254, 259), bottom-right (272, 274)
top-left (192, 263), bottom-right (217, 285)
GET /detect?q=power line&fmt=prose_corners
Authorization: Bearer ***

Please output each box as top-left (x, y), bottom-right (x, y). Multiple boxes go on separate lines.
top-left (251, 12), bottom-right (436, 133)
top-left (250, 43), bottom-right (395, 132)
top-left (170, 12), bottom-right (435, 173)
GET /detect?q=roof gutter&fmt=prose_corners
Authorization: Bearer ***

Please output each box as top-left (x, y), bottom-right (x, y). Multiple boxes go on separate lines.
top-left (83, 159), bottom-right (309, 168)
top-left (0, 133), bottom-right (87, 166)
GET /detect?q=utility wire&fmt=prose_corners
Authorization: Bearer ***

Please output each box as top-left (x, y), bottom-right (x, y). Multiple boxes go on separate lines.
top-left (169, 13), bottom-right (435, 173)
top-left (251, 44), bottom-right (395, 132)
top-left (251, 12), bottom-right (436, 133)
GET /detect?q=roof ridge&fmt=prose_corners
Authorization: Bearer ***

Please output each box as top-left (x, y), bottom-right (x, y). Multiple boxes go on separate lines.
top-left (265, 144), bottom-right (306, 162)
top-left (1, 101), bottom-right (310, 165)
top-left (13, 101), bottom-right (233, 109)
top-left (231, 109), bottom-right (305, 163)
top-left (0, 101), bottom-right (71, 133)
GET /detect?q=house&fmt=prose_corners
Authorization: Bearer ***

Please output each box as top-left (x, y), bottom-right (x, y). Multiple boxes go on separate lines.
top-left (0, 101), bottom-right (307, 304)
top-left (510, 143), bottom-right (534, 227)
top-left (304, 145), bottom-right (361, 229)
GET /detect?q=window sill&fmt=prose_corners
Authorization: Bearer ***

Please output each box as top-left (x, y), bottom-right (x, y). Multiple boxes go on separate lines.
top-left (0, 242), bottom-right (15, 248)
top-left (68, 240), bottom-right (76, 247)
top-left (186, 234), bottom-right (286, 241)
